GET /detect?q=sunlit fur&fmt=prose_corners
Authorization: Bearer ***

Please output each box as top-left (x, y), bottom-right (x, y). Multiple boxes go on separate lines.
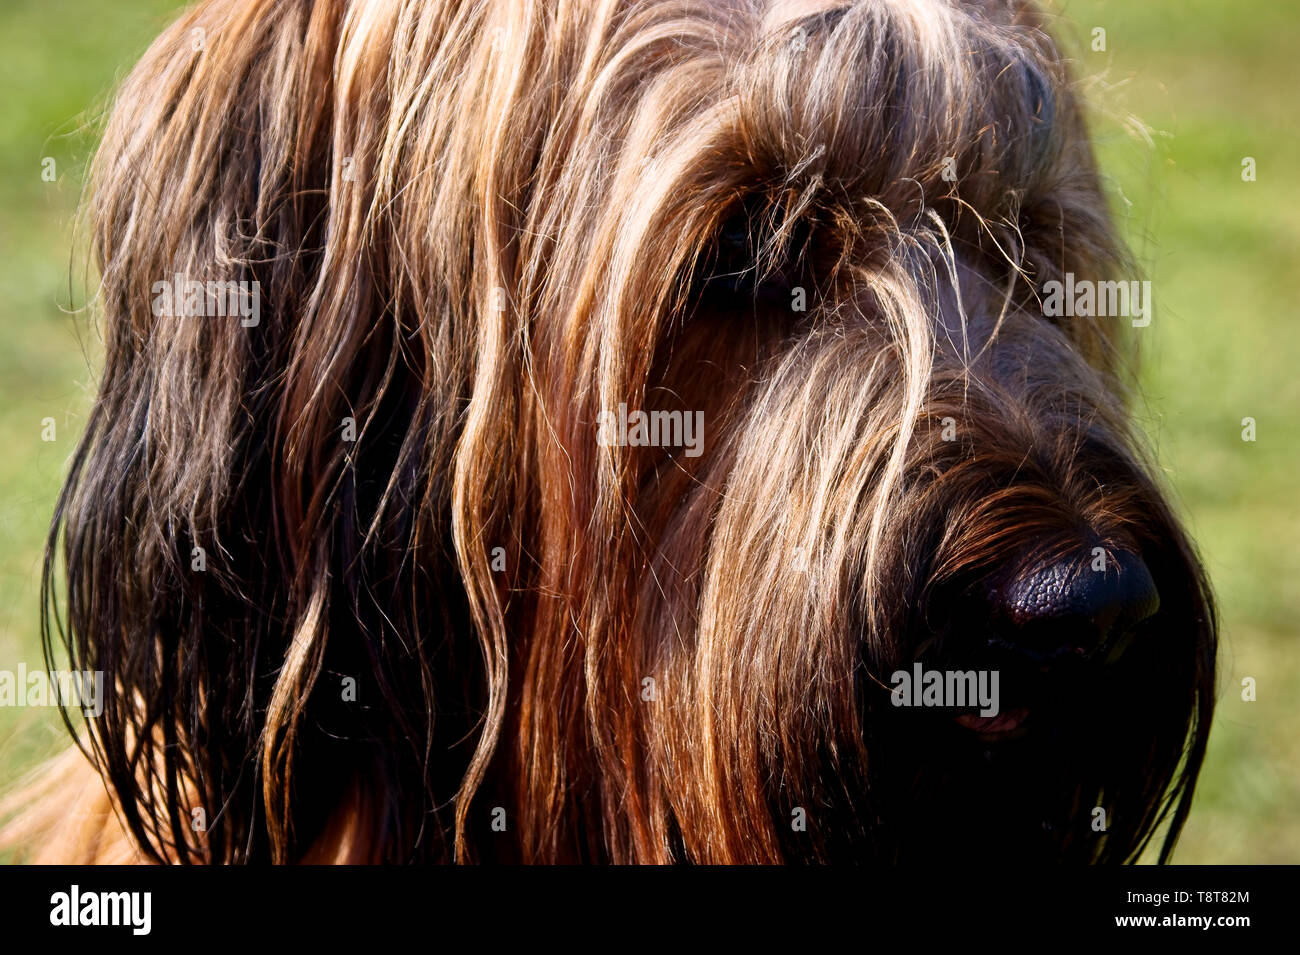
top-left (2, 0), bottom-right (1215, 863)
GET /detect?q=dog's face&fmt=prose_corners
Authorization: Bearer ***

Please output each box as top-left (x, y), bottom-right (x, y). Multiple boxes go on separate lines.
top-left (47, 0), bottom-right (1214, 864)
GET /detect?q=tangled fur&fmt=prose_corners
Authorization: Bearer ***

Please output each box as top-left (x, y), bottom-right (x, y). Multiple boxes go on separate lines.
top-left (4, 0), bottom-right (1215, 864)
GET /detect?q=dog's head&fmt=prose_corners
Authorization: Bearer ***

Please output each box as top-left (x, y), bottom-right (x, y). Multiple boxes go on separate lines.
top-left (47, 0), bottom-right (1214, 863)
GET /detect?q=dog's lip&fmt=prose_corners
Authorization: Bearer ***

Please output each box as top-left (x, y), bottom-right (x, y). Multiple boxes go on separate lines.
top-left (986, 634), bottom-right (1091, 668)
top-left (954, 706), bottom-right (1030, 736)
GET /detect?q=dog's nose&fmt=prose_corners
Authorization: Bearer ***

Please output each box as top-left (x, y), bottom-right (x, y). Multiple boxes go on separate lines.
top-left (983, 550), bottom-right (1159, 665)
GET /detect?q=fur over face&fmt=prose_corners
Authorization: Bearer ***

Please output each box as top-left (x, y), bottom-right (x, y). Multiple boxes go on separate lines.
top-left (4, 0), bottom-right (1215, 863)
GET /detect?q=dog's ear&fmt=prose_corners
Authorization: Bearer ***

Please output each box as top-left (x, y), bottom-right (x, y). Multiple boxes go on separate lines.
top-left (43, 0), bottom-right (487, 863)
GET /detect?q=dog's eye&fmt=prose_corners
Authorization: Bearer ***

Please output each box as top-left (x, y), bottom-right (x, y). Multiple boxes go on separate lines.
top-left (718, 214), bottom-right (750, 259)
top-left (693, 204), bottom-right (808, 301)
top-left (697, 211), bottom-right (761, 295)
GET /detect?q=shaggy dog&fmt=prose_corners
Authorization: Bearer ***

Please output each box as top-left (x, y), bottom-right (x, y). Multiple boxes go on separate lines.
top-left (5, 0), bottom-right (1216, 863)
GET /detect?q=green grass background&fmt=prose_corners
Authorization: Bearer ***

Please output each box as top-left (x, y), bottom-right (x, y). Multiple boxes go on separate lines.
top-left (0, 0), bottom-right (1295, 863)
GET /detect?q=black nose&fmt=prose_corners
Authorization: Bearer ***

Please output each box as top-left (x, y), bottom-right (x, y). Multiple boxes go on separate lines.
top-left (982, 549), bottom-right (1160, 665)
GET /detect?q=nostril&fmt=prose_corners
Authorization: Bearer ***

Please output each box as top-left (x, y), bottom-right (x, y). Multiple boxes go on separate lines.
top-left (982, 549), bottom-right (1160, 664)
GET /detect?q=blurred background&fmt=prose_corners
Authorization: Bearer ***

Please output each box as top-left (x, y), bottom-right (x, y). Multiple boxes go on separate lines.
top-left (0, 0), bottom-right (1295, 863)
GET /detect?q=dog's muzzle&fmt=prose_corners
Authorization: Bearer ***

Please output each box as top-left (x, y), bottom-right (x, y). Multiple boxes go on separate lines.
top-left (944, 547), bottom-right (1160, 738)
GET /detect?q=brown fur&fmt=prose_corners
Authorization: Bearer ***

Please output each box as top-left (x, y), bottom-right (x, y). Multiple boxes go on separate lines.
top-left (2, 0), bottom-right (1214, 864)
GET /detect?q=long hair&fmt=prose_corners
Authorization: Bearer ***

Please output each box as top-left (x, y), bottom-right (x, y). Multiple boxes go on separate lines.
top-left (6, 0), bottom-right (1215, 863)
